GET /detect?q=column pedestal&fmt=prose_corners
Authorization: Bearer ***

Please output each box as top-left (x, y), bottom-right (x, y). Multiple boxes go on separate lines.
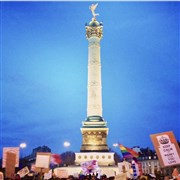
top-left (75, 152), bottom-right (115, 166)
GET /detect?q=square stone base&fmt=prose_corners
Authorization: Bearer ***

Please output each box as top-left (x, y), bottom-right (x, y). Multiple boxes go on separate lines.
top-left (80, 127), bottom-right (109, 152)
top-left (75, 152), bottom-right (115, 166)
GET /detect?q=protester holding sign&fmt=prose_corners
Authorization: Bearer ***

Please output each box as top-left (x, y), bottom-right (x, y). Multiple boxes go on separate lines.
top-left (172, 166), bottom-right (180, 180)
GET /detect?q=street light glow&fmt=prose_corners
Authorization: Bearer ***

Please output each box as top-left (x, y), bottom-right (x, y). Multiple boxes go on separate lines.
top-left (20, 143), bottom-right (27, 149)
top-left (113, 143), bottom-right (118, 147)
top-left (64, 141), bottom-right (70, 147)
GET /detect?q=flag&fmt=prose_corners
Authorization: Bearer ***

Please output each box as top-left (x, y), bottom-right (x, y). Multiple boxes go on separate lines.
top-left (125, 147), bottom-right (139, 158)
top-left (51, 154), bottom-right (61, 165)
top-left (119, 144), bottom-right (139, 158)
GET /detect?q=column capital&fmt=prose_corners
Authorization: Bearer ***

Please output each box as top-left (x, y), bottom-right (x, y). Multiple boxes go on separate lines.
top-left (85, 20), bottom-right (103, 39)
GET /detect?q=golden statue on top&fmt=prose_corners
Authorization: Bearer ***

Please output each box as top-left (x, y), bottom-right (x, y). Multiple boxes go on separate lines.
top-left (89, 3), bottom-right (99, 21)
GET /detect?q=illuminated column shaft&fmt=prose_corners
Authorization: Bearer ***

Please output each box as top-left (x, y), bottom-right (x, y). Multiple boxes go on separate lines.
top-left (86, 22), bottom-right (103, 117)
top-left (87, 37), bottom-right (102, 117)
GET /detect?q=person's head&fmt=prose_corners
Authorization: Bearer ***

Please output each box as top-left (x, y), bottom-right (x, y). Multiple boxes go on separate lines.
top-left (101, 174), bottom-right (107, 180)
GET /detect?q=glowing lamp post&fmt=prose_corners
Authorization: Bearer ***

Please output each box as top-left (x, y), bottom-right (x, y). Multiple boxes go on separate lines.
top-left (20, 143), bottom-right (27, 158)
top-left (63, 141), bottom-right (71, 166)
top-left (20, 143), bottom-right (27, 149)
top-left (64, 141), bottom-right (70, 147)
top-left (113, 143), bottom-right (118, 148)
top-left (63, 141), bottom-right (70, 152)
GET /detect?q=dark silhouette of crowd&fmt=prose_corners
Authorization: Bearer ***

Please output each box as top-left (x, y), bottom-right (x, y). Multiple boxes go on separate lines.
top-left (2, 172), bottom-right (112, 180)
top-left (1, 165), bottom-right (179, 180)
top-left (1, 172), bottom-right (178, 180)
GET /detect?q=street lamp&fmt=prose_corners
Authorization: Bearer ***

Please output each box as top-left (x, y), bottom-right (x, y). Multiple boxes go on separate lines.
top-left (63, 141), bottom-right (71, 166)
top-left (20, 143), bottom-right (27, 149)
top-left (20, 143), bottom-right (27, 158)
top-left (63, 141), bottom-right (70, 148)
top-left (113, 143), bottom-right (118, 148)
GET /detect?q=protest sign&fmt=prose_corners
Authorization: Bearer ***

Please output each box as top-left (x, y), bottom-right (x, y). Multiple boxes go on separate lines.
top-left (17, 166), bottom-right (30, 178)
top-left (55, 169), bottom-right (68, 178)
top-left (114, 173), bottom-right (127, 180)
top-left (101, 169), bottom-right (115, 178)
top-left (5, 151), bottom-right (16, 178)
top-left (44, 169), bottom-right (52, 180)
top-left (35, 152), bottom-right (51, 173)
top-left (150, 131), bottom-right (180, 167)
top-left (118, 161), bottom-right (132, 178)
top-left (2, 147), bottom-right (19, 168)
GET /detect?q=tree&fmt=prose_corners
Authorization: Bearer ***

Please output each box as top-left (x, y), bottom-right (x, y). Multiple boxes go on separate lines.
top-left (60, 151), bottom-right (75, 166)
top-left (114, 152), bottom-right (122, 165)
top-left (109, 148), bottom-right (122, 165)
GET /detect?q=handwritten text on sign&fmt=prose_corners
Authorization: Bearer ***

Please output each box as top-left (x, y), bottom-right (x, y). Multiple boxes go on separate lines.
top-left (157, 135), bottom-right (180, 166)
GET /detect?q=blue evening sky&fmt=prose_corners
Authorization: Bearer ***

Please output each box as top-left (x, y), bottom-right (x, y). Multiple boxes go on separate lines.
top-left (0, 1), bottom-right (179, 157)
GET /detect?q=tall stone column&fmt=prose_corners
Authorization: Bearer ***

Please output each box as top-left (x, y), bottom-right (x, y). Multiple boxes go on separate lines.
top-left (80, 14), bottom-right (109, 152)
top-left (75, 5), bottom-right (115, 166)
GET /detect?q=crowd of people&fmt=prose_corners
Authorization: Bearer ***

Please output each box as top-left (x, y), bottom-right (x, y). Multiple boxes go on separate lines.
top-left (0, 166), bottom-right (179, 180)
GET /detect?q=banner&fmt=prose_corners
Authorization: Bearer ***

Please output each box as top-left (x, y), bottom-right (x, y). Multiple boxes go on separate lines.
top-left (150, 131), bottom-right (180, 167)
top-left (2, 147), bottom-right (20, 168)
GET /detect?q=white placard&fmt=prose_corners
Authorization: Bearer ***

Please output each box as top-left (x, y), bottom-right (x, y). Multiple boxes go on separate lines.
top-left (157, 135), bottom-right (180, 166)
top-left (101, 169), bottom-right (115, 178)
top-left (35, 153), bottom-right (51, 169)
top-left (150, 131), bottom-right (180, 167)
top-left (118, 161), bottom-right (132, 178)
top-left (115, 173), bottom-right (127, 180)
top-left (56, 169), bottom-right (68, 178)
top-left (44, 169), bottom-right (52, 180)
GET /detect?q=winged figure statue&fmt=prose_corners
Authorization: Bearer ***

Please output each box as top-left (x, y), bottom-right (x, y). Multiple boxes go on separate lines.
top-left (89, 3), bottom-right (99, 20)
